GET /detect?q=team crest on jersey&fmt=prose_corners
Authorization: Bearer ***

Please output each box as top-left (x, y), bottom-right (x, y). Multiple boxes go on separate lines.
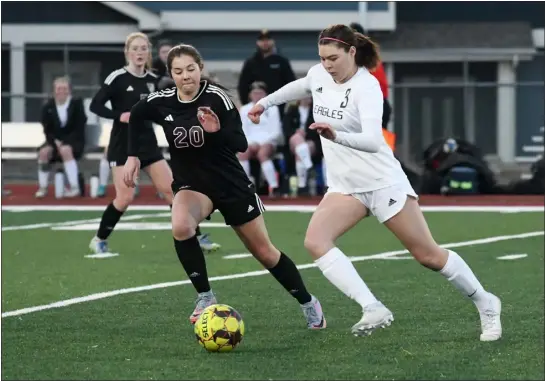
top-left (147, 82), bottom-right (156, 92)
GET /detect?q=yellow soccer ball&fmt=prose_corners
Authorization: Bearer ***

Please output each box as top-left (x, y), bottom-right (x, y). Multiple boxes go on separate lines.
top-left (194, 304), bottom-right (245, 353)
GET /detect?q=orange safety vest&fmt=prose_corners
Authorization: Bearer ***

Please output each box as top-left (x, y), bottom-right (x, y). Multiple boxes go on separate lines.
top-left (382, 129), bottom-right (396, 151)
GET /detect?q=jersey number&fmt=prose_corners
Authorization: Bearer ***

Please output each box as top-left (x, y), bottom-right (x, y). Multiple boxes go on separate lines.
top-left (173, 126), bottom-right (205, 148)
top-left (340, 89), bottom-right (351, 108)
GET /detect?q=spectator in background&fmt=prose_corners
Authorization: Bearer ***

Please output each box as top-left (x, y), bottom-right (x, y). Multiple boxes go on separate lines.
top-left (153, 39), bottom-right (176, 90)
top-left (238, 81), bottom-right (283, 196)
top-left (349, 22), bottom-right (392, 131)
top-left (282, 97), bottom-right (323, 195)
top-left (238, 30), bottom-right (296, 116)
top-left (35, 76), bottom-right (87, 198)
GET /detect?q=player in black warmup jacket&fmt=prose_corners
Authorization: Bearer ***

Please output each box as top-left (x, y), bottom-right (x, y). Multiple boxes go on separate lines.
top-left (123, 44), bottom-right (326, 329)
top-left (89, 33), bottom-right (219, 254)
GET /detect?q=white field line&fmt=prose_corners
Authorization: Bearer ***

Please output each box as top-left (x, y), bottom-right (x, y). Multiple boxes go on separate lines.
top-left (1, 213), bottom-right (171, 232)
top-left (2, 230), bottom-right (543, 318)
top-left (2, 205), bottom-right (544, 232)
top-left (2, 205), bottom-right (544, 213)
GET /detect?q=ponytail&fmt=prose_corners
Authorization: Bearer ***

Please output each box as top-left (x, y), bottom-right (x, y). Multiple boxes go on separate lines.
top-left (354, 33), bottom-right (380, 71)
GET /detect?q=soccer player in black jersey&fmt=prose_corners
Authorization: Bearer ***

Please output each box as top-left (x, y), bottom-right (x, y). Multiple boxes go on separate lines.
top-left (123, 44), bottom-right (326, 329)
top-left (89, 33), bottom-right (220, 255)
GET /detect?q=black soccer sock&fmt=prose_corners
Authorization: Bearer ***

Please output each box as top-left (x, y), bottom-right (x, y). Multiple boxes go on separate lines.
top-left (174, 235), bottom-right (210, 293)
top-left (196, 226), bottom-right (202, 236)
top-left (96, 202), bottom-right (124, 240)
top-left (268, 252), bottom-right (312, 304)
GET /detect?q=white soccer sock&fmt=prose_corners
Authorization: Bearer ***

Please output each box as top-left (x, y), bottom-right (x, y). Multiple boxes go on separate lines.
top-left (37, 163), bottom-right (49, 189)
top-left (295, 160), bottom-right (308, 188)
top-left (440, 250), bottom-right (488, 310)
top-left (322, 160), bottom-right (327, 186)
top-left (295, 142), bottom-right (313, 169)
top-left (315, 247), bottom-right (378, 309)
top-left (99, 157), bottom-right (110, 186)
top-left (260, 159), bottom-right (278, 188)
top-left (239, 160), bottom-right (251, 178)
top-left (63, 159), bottom-right (80, 190)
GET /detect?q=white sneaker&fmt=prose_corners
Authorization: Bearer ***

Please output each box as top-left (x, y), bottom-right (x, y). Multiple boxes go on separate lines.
top-left (479, 293), bottom-right (502, 342)
top-left (351, 301), bottom-right (394, 336)
top-left (64, 187), bottom-right (80, 198)
top-left (35, 188), bottom-right (48, 198)
top-left (89, 236), bottom-right (109, 254)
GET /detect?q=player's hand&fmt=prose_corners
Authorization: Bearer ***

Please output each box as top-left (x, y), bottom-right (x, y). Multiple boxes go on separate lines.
top-left (123, 156), bottom-right (140, 188)
top-left (54, 139), bottom-right (62, 149)
top-left (247, 104), bottom-right (265, 124)
top-left (309, 123), bottom-right (336, 141)
top-left (197, 107), bottom-right (220, 133)
top-left (120, 112), bottom-right (131, 123)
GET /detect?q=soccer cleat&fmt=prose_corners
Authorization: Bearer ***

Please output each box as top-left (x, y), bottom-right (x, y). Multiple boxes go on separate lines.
top-left (351, 301), bottom-right (394, 337)
top-left (198, 233), bottom-right (221, 252)
top-left (97, 185), bottom-right (107, 198)
top-left (89, 236), bottom-right (109, 254)
top-left (35, 188), bottom-right (48, 198)
top-left (64, 188), bottom-right (80, 198)
top-left (301, 295), bottom-right (327, 329)
top-left (190, 290), bottom-right (217, 325)
top-left (479, 293), bottom-right (502, 342)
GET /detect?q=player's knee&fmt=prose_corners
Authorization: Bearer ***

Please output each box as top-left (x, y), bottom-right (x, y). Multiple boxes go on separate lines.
top-left (409, 243), bottom-right (443, 269)
top-left (304, 232), bottom-right (331, 259)
top-left (252, 242), bottom-right (280, 268)
top-left (256, 150), bottom-right (271, 163)
top-left (38, 147), bottom-right (51, 162)
top-left (59, 145), bottom-right (74, 160)
top-left (172, 218), bottom-right (197, 241)
top-left (114, 190), bottom-right (134, 210)
top-left (289, 134), bottom-right (303, 147)
top-left (237, 150), bottom-right (251, 161)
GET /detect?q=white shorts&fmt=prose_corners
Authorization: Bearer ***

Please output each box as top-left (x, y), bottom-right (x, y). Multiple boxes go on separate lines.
top-left (247, 136), bottom-right (278, 146)
top-left (328, 181), bottom-right (419, 224)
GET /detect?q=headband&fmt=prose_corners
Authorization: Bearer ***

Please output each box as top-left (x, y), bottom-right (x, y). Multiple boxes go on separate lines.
top-left (320, 37), bottom-right (351, 46)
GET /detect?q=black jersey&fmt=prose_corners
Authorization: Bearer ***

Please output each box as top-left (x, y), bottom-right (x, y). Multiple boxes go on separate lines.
top-left (128, 81), bottom-right (252, 201)
top-left (90, 68), bottom-right (161, 160)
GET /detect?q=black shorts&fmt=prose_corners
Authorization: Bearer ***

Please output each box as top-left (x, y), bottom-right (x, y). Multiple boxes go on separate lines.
top-left (108, 154), bottom-right (164, 169)
top-left (38, 142), bottom-right (84, 162)
top-left (172, 182), bottom-right (266, 227)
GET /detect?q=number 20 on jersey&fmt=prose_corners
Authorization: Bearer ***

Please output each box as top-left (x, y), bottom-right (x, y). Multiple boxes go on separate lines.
top-left (173, 126), bottom-right (205, 148)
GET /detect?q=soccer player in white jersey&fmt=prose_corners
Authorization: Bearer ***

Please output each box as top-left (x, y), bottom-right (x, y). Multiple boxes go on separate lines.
top-left (238, 81), bottom-right (283, 194)
top-left (248, 24), bottom-right (502, 341)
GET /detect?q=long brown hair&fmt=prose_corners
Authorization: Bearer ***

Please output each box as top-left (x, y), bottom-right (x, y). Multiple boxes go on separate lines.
top-left (318, 24), bottom-right (380, 71)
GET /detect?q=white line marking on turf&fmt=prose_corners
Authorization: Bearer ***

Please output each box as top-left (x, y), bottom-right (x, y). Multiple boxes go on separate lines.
top-left (223, 253), bottom-right (253, 259)
top-left (497, 254), bottom-right (528, 260)
top-left (84, 253), bottom-right (120, 259)
top-left (53, 221), bottom-right (227, 231)
top-left (2, 205), bottom-right (544, 213)
top-left (2, 213), bottom-right (170, 232)
top-left (2, 230), bottom-right (543, 319)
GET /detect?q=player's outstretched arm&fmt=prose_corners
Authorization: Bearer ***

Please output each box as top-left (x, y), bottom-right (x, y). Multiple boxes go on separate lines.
top-left (257, 76), bottom-right (311, 110)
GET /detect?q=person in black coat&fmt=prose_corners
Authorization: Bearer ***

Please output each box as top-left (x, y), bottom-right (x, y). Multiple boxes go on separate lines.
top-left (282, 97), bottom-right (323, 195)
top-left (36, 76), bottom-right (87, 198)
top-left (237, 30), bottom-right (296, 116)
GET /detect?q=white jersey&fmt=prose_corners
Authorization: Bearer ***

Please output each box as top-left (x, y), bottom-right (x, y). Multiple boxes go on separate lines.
top-left (240, 102), bottom-right (283, 146)
top-left (258, 63), bottom-right (408, 193)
